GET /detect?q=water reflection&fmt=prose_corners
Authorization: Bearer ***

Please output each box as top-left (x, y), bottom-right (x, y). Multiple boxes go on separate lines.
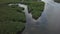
top-left (8, 0), bottom-right (60, 34)
top-left (23, 0), bottom-right (60, 34)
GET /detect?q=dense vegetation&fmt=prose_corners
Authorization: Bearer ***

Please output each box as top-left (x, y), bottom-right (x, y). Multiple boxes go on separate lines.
top-left (0, 3), bottom-right (26, 34)
top-left (0, 0), bottom-right (44, 34)
top-left (26, 2), bottom-right (44, 19)
top-left (54, 0), bottom-right (60, 3)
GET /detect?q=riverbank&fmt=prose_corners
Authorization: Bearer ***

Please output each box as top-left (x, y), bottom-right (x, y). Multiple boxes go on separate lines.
top-left (0, 1), bottom-right (44, 34)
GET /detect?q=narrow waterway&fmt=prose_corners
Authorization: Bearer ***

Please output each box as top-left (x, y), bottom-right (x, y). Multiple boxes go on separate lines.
top-left (8, 2), bottom-right (48, 34)
top-left (18, 3), bottom-right (48, 34)
top-left (8, 0), bottom-right (60, 34)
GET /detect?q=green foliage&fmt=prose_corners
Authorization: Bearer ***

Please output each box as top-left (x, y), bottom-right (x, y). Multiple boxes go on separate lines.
top-left (23, 2), bottom-right (45, 19)
top-left (54, 0), bottom-right (60, 3)
top-left (0, 0), bottom-right (21, 3)
top-left (0, 22), bottom-right (25, 34)
top-left (0, 4), bottom-right (26, 22)
top-left (0, 0), bottom-right (44, 34)
top-left (29, 2), bottom-right (44, 19)
top-left (0, 3), bottom-right (26, 34)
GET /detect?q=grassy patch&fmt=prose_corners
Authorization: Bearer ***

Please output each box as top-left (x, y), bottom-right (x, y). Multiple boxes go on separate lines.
top-left (28, 2), bottom-right (45, 20)
top-left (0, 3), bottom-right (26, 34)
top-left (22, 2), bottom-right (45, 19)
